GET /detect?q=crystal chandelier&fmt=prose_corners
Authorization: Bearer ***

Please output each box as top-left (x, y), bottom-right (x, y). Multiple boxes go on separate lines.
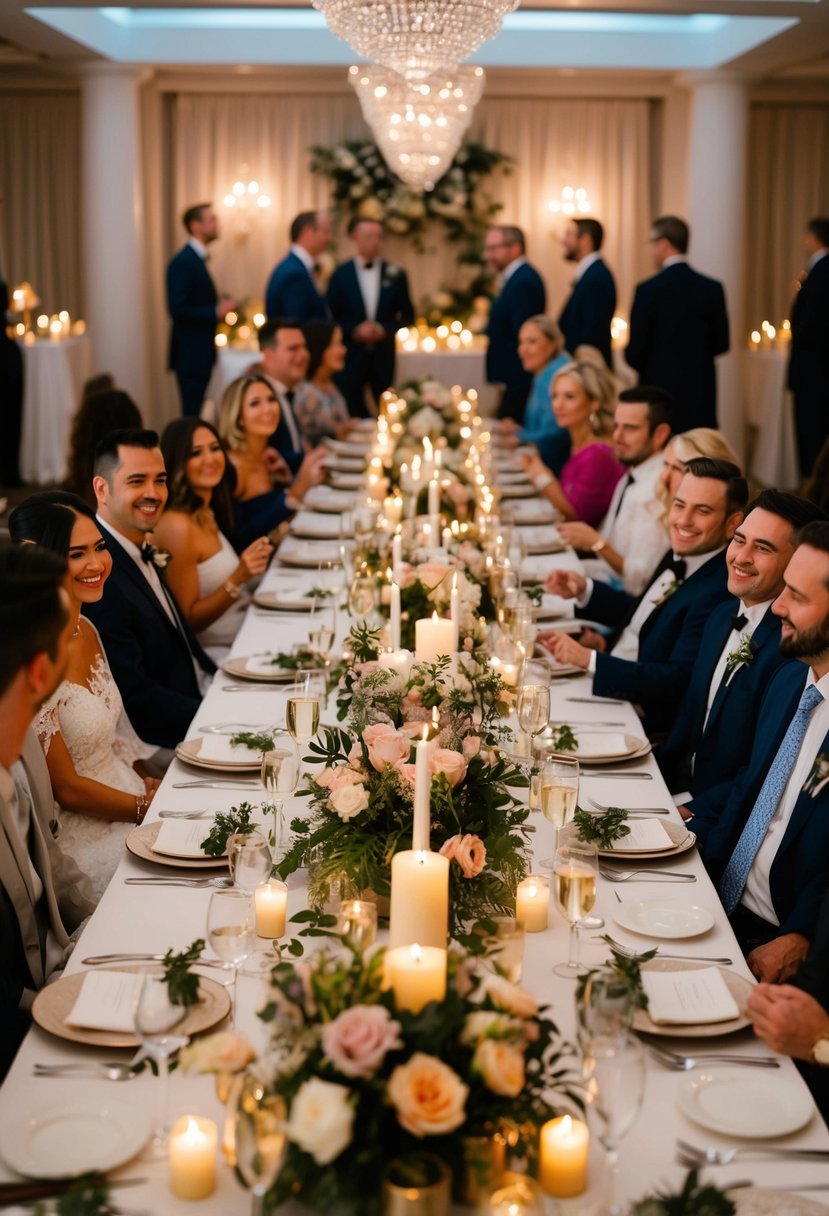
top-left (350, 65), bottom-right (485, 192)
top-left (314, 0), bottom-right (516, 79)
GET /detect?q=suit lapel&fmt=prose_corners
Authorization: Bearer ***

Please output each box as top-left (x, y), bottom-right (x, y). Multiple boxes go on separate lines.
top-left (107, 531), bottom-right (182, 636)
top-left (0, 773), bottom-right (45, 988)
top-left (348, 261), bottom-right (368, 321)
top-left (707, 607), bottom-right (781, 733)
top-left (777, 726), bottom-right (829, 860)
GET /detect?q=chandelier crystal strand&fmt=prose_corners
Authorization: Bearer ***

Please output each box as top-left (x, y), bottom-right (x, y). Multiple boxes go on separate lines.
top-left (314, 0), bottom-right (516, 79)
top-left (350, 65), bottom-right (485, 192)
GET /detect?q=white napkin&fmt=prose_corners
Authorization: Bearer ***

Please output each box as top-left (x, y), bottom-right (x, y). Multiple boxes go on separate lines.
top-left (505, 499), bottom-right (558, 524)
top-left (279, 539), bottom-right (341, 564)
top-left (521, 527), bottom-right (565, 552)
top-left (198, 735), bottom-right (261, 763)
top-left (245, 655), bottom-right (286, 675)
top-left (607, 818), bottom-right (675, 853)
top-left (304, 486), bottom-right (356, 509)
top-left (642, 967), bottom-right (740, 1025)
top-left (152, 819), bottom-right (218, 859)
top-left (574, 732), bottom-right (628, 758)
top-left (292, 511), bottom-right (342, 538)
top-left (65, 971), bottom-right (144, 1032)
top-left (538, 593), bottom-right (574, 619)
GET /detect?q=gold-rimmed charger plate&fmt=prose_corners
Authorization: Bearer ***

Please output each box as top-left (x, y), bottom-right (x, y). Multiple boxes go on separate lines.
top-left (633, 960), bottom-right (753, 1038)
top-left (126, 821), bottom-right (228, 869)
top-left (598, 819), bottom-right (696, 860)
top-left (561, 734), bottom-right (652, 764)
top-left (277, 543), bottom-right (343, 568)
top-left (221, 656), bottom-right (300, 682)
top-left (252, 590), bottom-right (317, 612)
top-left (175, 737), bottom-right (262, 771)
top-left (31, 967), bottom-right (231, 1048)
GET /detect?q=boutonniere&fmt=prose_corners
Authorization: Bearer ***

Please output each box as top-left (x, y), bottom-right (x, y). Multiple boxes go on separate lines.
top-left (651, 576), bottom-right (679, 609)
top-left (724, 634), bottom-right (756, 678)
top-left (142, 542), bottom-right (173, 573)
top-left (804, 752), bottom-right (829, 799)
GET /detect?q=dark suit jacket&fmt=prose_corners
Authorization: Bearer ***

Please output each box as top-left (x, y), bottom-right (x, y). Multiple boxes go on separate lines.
top-left (788, 254), bottom-right (829, 395)
top-left (265, 252), bottom-right (329, 323)
top-left (326, 259), bottom-right (415, 398)
top-left (705, 663), bottom-right (829, 941)
top-left (558, 258), bottom-right (616, 367)
top-left (583, 550), bottom-right (731, 733)
top-left (656, 601), bottom-right (792, 822)
top-left (83, 530), bottom-right (215, 749)
top-left (626, 262), bottom-right (729, 431)
top-left (166, 245), bottom-right (218, 377)
top-left (485, 262), bottom-right (546, 389)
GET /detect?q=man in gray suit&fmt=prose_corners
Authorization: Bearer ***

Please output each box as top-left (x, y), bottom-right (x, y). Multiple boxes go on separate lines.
top-left (0, 545), bottom-right (95, 1079)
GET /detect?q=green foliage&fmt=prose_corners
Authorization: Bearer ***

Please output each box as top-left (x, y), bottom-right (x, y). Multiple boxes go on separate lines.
top-left (162, 938), bottom-right (205, 1007)
top-left (229, 731), bottom-right (273, 754)
top-left (200, 800), bottom-right (257, 857)
top-left (632, 1169), bottom-right (736, 1216)
top-left (576, 939), bottom-right (658, 1011)
top-left (573, 805), bottom-right (630, 848)
top-left (550, 723), bottom-right (577, 753)
top-left (269, 649), bottom-right (326, 671)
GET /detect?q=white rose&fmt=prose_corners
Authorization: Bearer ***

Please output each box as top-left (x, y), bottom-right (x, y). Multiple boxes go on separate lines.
top-left (329, 782), bottom-right (369, 820)
top-left (286, 1077), bottom-right (354, 1164)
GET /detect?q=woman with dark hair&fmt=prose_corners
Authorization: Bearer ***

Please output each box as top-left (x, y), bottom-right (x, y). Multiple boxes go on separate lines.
top-left (293, 322), bottom-right (359, 445)
top-left (154, 417), bottom-right (273, 656)
top-left (64, 387), bottom-right (142, 506)
top-left (8, 490), bottom-right (157, 899)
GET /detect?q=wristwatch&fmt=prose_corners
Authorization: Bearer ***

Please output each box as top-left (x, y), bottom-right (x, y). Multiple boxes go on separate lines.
top-left (812, 1035), bottom-right (829, 1066)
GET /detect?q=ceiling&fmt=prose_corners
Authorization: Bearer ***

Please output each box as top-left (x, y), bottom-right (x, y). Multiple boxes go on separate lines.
top-left (0, 0), bottom-right (827, 80)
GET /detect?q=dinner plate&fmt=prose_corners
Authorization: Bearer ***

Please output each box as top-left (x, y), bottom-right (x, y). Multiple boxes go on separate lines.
top-left (597, 819), bottom-right (696, 859)
top-left (730, 1190), bottom-right (829, 1215)
top-left (614, 897), bottom-right (715, 939)
top-left (634, 960), bottom-right (752, 1037)
top-left (126, 821), bottom-right (229, 869)
top-left (502, 500), bottom-right (558, 524)
top-left (291, 511), bottom-right (353, 540)
top-left (0, 1096), bottom-right (152, 1178)
top-left (323, 437), bottom-right (372, 456)
top-left (277, 543), bottom-right (343, 568)
top-left (323, 454), bottom-right (365, 472)
top-left (175, 737), bottom-right (263, 771)
top-left (553, 732), bottom-right (649, 763)
top-left (499, 482), bottom-right (537, 499)
top-left (678, 1068), bottom-right (813, 1137)
top-left (496, 471), bottom-right (533, 486)
top-left (304, 486), bottom-right (357, 513)
top-left (221, 656), bottom-right (300, 682)
top-left (31, 967), bottom-right (231, 1049)
top-left (328, 472), bottom-right (364, 490)
top-left (252, 589), bottom-right (318, 611)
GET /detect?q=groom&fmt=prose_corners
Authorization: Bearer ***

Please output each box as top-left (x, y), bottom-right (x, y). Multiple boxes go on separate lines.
top-left (84, 428), bottom-right (215, 749)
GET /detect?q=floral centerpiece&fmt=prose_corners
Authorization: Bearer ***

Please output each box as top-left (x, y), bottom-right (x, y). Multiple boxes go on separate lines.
top-left (393, 558), bottom-right (489, 651)
top-left (258, 926), bottom-right (580, 1216)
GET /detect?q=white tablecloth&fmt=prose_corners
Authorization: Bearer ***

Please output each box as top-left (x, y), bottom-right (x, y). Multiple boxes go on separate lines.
top-left (396, 348), bottom-right (498, 415)
top-left (19, 335), bottom-right (94, 484)
top-left (744, 349), bottom-right (800, 490)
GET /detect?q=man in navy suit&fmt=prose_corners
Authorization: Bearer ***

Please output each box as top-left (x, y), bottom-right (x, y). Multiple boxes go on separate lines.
top-left (326, 218), bottom-right (415, 417)
top-left (557, 218), bottom-right (616, 367)
top-left (658, 491), bottom-right (827, 827)
top-left (626, 215), bottom-right (729, 432)
top-left (788, 217), bottom-right (829, 477)
top-left (484, 225), bottom-right (546, 421)
top-left (704, 522), bottom-right (829, 983)
top-left (265, 211), bottom-right (331, 323)
top-left (166, 203), bottom-right (236, 418)
top-left (84, 429), bottom-right (215, 750)
top-left (542, 458), bottom-right (747, 735)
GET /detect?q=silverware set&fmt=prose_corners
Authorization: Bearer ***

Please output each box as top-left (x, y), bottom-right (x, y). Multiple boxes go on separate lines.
top-left (649, 1047), bottom-right (778, 1071)
top-left (33, 1061), bottom-right (137, 1082)
top-left (123, 877), bottom-right (232, 889)
top-left (600, 934), bottom-right (732, 965)
top-left (172, 780), bottom-right (261, 789)
top-left (82, 950), bottom-right (231, 966)
top-left (581, 771), bottom-right (653, 780)
top-left (588, 797), bottom-right (672, 815)
top-left (157, 810), bottom-right (212, 820)
top-left (677, 1137), bottom-right (829, 1164)
top-left (599, 865), bottom-right (695, 883)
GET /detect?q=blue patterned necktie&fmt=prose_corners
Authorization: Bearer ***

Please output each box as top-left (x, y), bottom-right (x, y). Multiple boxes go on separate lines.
top-left (720, 682), bottom-right (824, 914)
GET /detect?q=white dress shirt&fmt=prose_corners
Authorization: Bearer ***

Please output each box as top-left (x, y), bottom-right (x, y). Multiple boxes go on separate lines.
top-left (742, 667), bottom-right (829, 926)
top-left (187, 237), bottom-right (209, 261)
top-left (354, 257), bottom-right (382, 323)
top-left (702, 599), bottom-right (773, 731)
top-left (500, 256), bottom-right (527, 286)
top-left (574, 251), bottom-right (603, 281)
top-left (588, 452), bottom-right (666, 595)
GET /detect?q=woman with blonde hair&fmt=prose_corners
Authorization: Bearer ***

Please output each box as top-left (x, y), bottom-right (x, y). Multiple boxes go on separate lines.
top-left (497, 315), bottom-right (571, 453)
top-left (522, 358), bottom-right (624, 525)
top-left (656, 427), bottom-right (741, 518)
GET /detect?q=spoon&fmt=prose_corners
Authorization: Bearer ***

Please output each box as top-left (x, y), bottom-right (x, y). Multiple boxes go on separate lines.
top-left (33, 1061), bottom-right (137, 1081)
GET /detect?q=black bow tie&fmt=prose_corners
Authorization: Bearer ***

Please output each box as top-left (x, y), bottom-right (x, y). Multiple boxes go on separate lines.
top-left (140, 542), bottom-right (156, 564)
top-left (668, 555), bottom-right (687, 579)
top-left (363, 260), bottom-right (375, 270)
top-left (731, 612), bottom-right (748, 632)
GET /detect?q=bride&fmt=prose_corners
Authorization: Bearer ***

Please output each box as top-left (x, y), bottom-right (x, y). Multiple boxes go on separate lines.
top-left (8, 490), bottom-right (159, 899)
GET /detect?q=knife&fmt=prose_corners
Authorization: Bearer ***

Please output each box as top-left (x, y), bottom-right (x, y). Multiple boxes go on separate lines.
top-left (581, 771), bottom-right (653, 779)
top-left (222, 683), bottom-right (284, 691)
top-left (172, 780), bottom-right (261, 789)
top-left (82, 952), bottom-right (229, 967)
top-left (566, 696), bottom-right (627, 706)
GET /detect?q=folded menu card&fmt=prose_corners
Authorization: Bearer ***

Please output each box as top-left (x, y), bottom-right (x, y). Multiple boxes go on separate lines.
top-left (65, 971), bottom-right (144, 1032)
top-left (642, 967), bottom-right (740, 1025)
top-left (574, 732), bottom-right (628, 758)
top-left (151, 819), bottom-right (218, 859)
top-left (197, 735), bottom-right (261, 763)
top-left (607, 818), bottom-right (675, 853)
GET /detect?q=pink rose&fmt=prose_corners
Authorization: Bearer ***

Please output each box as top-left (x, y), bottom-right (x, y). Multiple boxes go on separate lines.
top-left (473, 1039), bottom-right (526, 1098)
top-left (395, 563), bottom-right (415, 590)
top-left (394, 760), bottom-right (417, 787)
top-left (388, 1053), bottom-right (468, 1137)
top-left (429, 749), bottom-right (468, 788)
top-left (321, 1005), bottom-right (403, 1078)
top-left (179, 1031), bottom-right (256, 1075)
top-left (329, 766), bottom-right (366, 792)
top-left (440, 833), bottom-right (486, 878)
top-left (416, 562), bottom-right (451, 591)
top-left (363, 723), bottom-right (411, 772)
top-left (462, 736), bottom-right (482, 759)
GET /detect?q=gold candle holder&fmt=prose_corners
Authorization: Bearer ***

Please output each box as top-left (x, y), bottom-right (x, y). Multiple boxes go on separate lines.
top-left (381, 1156), bottom-right (451, 1216)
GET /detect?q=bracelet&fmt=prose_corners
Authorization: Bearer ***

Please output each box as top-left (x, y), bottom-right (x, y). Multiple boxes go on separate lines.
top-left (591, 536), bottom-right (608, 554)
top-left (533, 472), bottom-right (554, 491)
top-left (223, 579), bottom-right (242, 600)
top-left (134, 795), bottom-right (149, 824)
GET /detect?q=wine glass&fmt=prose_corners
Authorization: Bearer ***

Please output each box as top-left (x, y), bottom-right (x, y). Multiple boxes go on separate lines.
top-left (286, 685), bottom-right (321, 748)
top-left (516, 683), bottom-right (550, 755)
top-left (538, 755), bottom-right (580, 867)
top-left (229, 829), bottom-right (272, 892)
top-left (260, 731), bottom-right (299, 858)
top-left (553, 840), bottom-right (598, 979)
top-left (233, 1071), bottom-right (287, 1216)
top-left (134, 973), bottom-right (189, 1158)
top-left (582, 1035), bottom-right (645, 1216)
top-left (207, 888), bottom-right (255, 1029)
top-left (308, 604), bottom-right (336, 668)
top-left (347, 573), bottom-right (379, 623)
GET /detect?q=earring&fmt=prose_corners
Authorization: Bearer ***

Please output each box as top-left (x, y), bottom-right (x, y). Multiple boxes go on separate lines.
top-left (589, 410), bottom-right (601, 433)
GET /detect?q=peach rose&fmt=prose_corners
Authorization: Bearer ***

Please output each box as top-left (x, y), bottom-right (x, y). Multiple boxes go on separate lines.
top-left (440, 833), bottom-right (486, 878)
top-left (329, 782), bottom-right (369, 820)
top-left (416, 562), bottom-right (451, 591)
top-left (388, 1053), bottom-right (468, 1137)
top-left (482, 974), bottom-right (539, 1019)
top-left (179, 1031), bottom-right (256, 1074)
top-left (462, 736), bottom-right (482, 759)
top-left (329, 766), bottom-right (367, 792)
top-left (429, 748), bottom-right (467, 788)
top-left (321, 1005), bottom-right (403, 1078)
top-left (394, 760), bottom-right (417, 787)
top-left (363, 723), bottom-right (410, 772)
top-left (460, 1011), bottom-right (521, 1045)
top-left (473, 1038), bottom-right (526, 1098)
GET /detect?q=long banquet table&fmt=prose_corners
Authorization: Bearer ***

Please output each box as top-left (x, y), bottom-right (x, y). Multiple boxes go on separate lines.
top-left (2, 484), bottom-right (829, 1214)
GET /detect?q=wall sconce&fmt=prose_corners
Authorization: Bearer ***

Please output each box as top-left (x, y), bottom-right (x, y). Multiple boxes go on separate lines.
top-left (548, 187), bottom-right (592, 216)
top-left (222, 168), bottom-right (271, 241)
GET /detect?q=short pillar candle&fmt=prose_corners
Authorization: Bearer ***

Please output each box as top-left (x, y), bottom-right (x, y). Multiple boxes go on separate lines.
top-left (539, 1114), bottom-right (589, 1197)
top-left (169, 1115), bottom-right (218, 1201)
top-left (254, 879), bottom-right (287, 939)
top-left (515, 875), bottom-right (549, 932)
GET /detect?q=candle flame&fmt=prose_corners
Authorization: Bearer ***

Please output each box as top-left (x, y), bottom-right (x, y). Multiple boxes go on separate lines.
top-left (528, 884), bottom-right (537, 897)
top-left (421, 724), bottom-right (429, 742)
top-left (183, 1117), bottom-right (204, 1143)
top-left (410, 943), bottom-right (422, 962)
top-left (431, 611), bottom-right (439, 623)
top-left (560, 1115), bottom-right (572, 1135)
top-left (451, 572), bottom-right (458, 591)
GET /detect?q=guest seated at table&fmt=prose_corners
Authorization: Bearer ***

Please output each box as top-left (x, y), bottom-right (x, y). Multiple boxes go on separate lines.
top-left (293, 322), bottom-right (360, 445)
top-left (9, 492), bottom-right (160, 900)
top-left (63, 385), bottom-right (143, 507)
top-left (556, 386), bottom-right (672, 595)
top-left (0, 545), bottom-right (95, 1080)
top-left (218, 374), bottom-right (327, 550)
top-left (154, 418), bottom-right (274, 659)
top-left (541, 458), bottom-right (747, 735)
top-left (658, 492), bottom-right (827, 834)
top-left (248, 317), bottom-right (311, 476)
top-left (521, 358), bottom-right (624, 525)
top-left (704, 523), bottom-right (829, 983)
top-left (494, 316), bottom-right (571, 466)
top-left (655, 427), bottom-right (740, 521)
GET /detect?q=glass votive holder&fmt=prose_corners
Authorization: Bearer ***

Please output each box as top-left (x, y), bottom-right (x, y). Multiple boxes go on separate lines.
top-left (485, 1171), bottom-right (544, 1215)
top-left (337, 898), bottom-right (378, 950)
top-left (483, 916), bottom-right (526, 983)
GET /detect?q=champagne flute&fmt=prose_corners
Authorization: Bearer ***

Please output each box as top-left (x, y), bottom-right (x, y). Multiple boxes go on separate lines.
top-left (207, 888), bottom-right (255, 1028)
top-left (553, 840), bottom-right (598, 979)
top-left (134, 973), bottom-right (188, 1158)
top-left (260, 731), bottom-right (299, 858)
top-left (229, 829), bottom-right (272, 892)
top-left (286, 686), bottom-right (321, 748)
top-left (516, 683), bottom-right (550, 755)
top-left (582, 1035), bottom-right (645, 1216)
top-left (233, 1071), bottom-right (287, 1216)
top-left (538, 755), bottom-right (580, 868)
top-left (347, 573), bottom-right (379, 623)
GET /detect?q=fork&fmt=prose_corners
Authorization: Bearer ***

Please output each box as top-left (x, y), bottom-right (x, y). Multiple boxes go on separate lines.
top-left (648, 1046), bottom-right (778, 1070)
top-left (599, 866), bottom-right (696, 883)
top-left (589, 797), bottom-right (672, 815)
top-left (676, 1138), bottom-right (829, 1165)
top-left (123, 877), bottom-right (231, 888)
top-left (157, 810), bottom-right (213, 820)
top-left (601, 934), bottom-right (732, 964)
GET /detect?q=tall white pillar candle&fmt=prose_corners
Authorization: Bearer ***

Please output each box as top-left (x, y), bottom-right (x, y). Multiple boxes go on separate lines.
top-left (389, 849), bottom-right (449, 948)
top-left (390, 581), bottom-right (402, 652)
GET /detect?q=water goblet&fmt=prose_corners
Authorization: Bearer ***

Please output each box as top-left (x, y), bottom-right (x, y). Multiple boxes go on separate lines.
top-left (553, 840), bottom-right (598, 979)
top-left (206, 888), bottom-right (255, 1029)
top-left (582, 1034), bottom-right (645, 1216)
top-left (229, 829), bottom-right (272, 893)
top-left (233, 1071), bottom-right (287, 1216)
top-left (134, 972), bottom-right (188, 1159)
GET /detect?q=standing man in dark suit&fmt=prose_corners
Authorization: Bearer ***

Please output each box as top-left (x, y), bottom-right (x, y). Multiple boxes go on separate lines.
top-left (658, 491), bottom-right (826, 829)
top-left (626, 215), bottom-right (729, 432)
top-left (557, 218), bottom-right (616, 367)
top-left (704, 522), bottom-right (829, 983)
top-left (166, 202), bottom-right (236, 418)
top-left (84, 429), bottom-right (215, 750)
top-left (789, 217), bottom-right (829, 477)
top-left (484, 225), bottom-right (546, 421)
top-left (265, 211), bottom-right (332, 323)
top-left (326, 218), bottom-right (415, 417)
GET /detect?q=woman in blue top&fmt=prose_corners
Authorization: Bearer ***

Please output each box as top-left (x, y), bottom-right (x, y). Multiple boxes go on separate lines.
top-left (497, 315), bottom-right (571, 447)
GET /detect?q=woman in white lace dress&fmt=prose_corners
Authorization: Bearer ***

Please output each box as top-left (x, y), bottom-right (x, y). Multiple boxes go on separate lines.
top-left (154, 418), bottom-right (274, 661)
top-left (8, 492), bottom-right (159, 899)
